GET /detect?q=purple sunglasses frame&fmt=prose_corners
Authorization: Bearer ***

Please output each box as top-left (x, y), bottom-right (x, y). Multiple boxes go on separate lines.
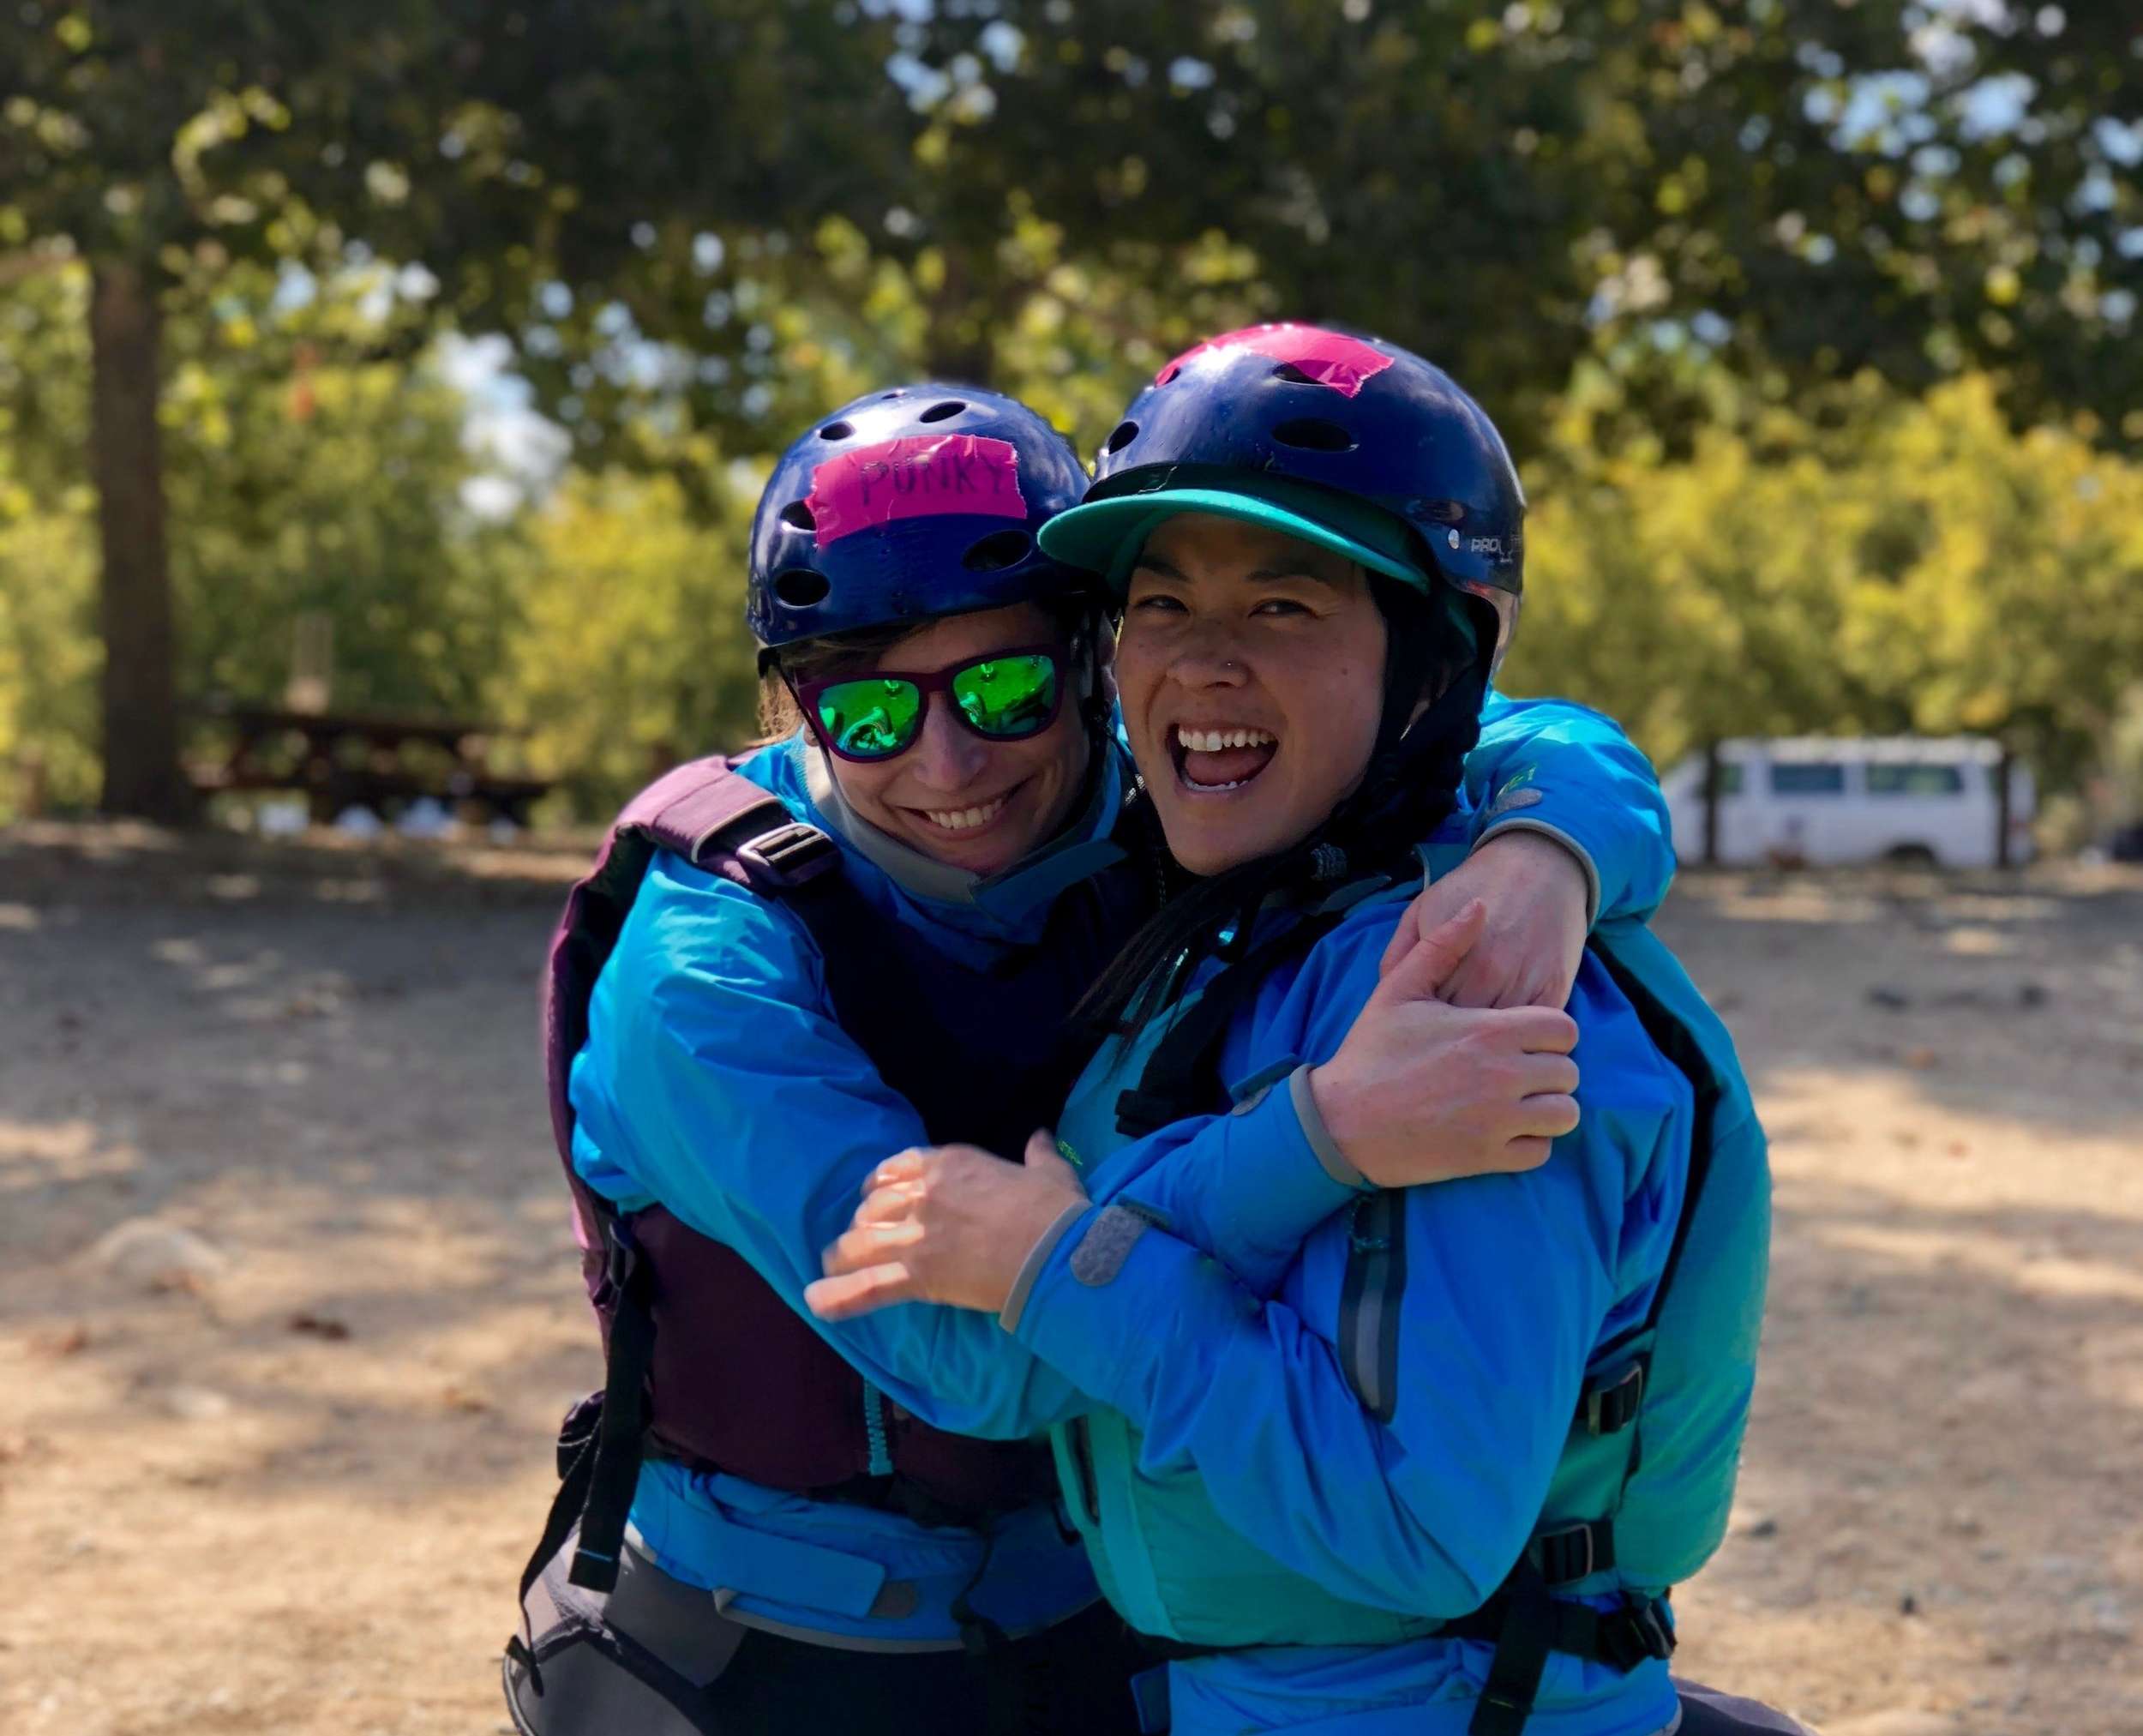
top-left (789, 640), bottom-right (1072, 764)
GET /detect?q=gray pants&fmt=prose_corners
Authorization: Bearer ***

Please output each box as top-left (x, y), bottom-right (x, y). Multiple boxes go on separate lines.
top-left (503, 1532), bottom-right (1147, 1736)
top-left (1673, 1679), bottom-right (1819, 1735)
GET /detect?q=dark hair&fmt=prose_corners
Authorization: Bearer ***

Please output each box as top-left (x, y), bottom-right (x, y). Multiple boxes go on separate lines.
top-left (1078, 580), bottom-right (1495, 1044)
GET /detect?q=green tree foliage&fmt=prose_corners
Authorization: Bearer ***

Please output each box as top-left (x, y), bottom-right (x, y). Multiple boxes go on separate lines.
top-left (0, 496), bottom-right (99, 813)
top-left (0, 261), bottom-right (520, 814)
top-left (0, 1), bottom-right (919, 816)
top-left (0, 3), bottom-right (508, 817)
top-left (497, 470), bottom-right (759, 818)
top-left (537, 0), bottom-right (2142, 472)
top-left (1507, 373), bottom-right (2143, 787)
top-left (6, 2), bottom-right (2141, 826)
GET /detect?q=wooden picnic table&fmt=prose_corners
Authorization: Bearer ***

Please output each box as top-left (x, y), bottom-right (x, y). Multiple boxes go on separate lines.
top-left (188, 701), bottom-right (553, 826)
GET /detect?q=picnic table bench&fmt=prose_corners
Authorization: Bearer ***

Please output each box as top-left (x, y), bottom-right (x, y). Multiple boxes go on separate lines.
top-left (188, 701), bottom-right (553, 826)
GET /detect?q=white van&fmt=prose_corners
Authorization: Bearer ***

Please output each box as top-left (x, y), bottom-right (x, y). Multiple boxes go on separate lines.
top-left (1660, 736), bottom-right (2036, 868)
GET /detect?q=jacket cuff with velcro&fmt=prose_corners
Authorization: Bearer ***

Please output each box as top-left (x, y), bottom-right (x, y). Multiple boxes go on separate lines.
top-left (1008, 1204), bottom-right (1248, 1425)
top-left (1095, 1065), bottom-right (1370, 1303)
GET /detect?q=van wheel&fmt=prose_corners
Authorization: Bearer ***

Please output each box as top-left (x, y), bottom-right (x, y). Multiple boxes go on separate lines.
top-left (1882, 842), bottom-right (1940, 868)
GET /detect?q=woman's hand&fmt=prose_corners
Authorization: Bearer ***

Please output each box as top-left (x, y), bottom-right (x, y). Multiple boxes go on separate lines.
top-left (805, 1132), bottom-right (1088, 1322)
top-left (1313, 900), bottom-right (1581, 1186)
top-left (1380, 829), bottom-right (1590, 1010)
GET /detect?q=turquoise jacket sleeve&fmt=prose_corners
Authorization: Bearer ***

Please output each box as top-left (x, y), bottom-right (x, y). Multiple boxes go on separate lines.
top-left (1469, 689), bottom-right (1673, 924)
top-left (1011, 919), bottom-right (1692, 1614)
top-left (567, 850), bottom-right (1095, 1439)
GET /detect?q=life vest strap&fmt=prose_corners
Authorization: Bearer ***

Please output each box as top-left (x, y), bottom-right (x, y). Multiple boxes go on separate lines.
top-left (729, 819), bottom-right (840, 890)
top-left (507, 1391), bottom-right (607, 1697)
top-left (569, 1214), bottom-right (657, 1594)
top-left (1579, 1359), bottom-right (1648, 1436)
top-left (1528, 1517), bottom-right (1615, 1585)
top-left (1113, 898), bottom-right (1369, 1138)
top-left (1126, 1524), bottom-right (1664, 1736)
top-left (1451, 1561), bottom-right (1674, 1736)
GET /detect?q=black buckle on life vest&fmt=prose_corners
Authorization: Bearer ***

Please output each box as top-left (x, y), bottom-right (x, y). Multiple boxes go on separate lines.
top-left (1582, 1361), bottom-right (1646, 1436)
top-left (737, 821), bottom-right (838, 888)
top-left (603, 1216), bottom-right (641, 1294)
top-left (1595, 1595), bottom-right (1676, 1672)
top-left (1533, 1519), bottom-right (1612, 1585)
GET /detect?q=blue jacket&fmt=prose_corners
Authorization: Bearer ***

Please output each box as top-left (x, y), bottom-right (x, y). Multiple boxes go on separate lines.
top-left (998, 821), bottom-right (1704, 1733)
top-left (566, 694), bottom-right (1673, 1646)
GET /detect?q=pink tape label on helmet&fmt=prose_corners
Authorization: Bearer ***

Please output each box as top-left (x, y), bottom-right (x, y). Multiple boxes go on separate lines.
top-left (1156, 325), bottom-right (1395, 397)
top-left (806, 435), bottom-right (1028, 547)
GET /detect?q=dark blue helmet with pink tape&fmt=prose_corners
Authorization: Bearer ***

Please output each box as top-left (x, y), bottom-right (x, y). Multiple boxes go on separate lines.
top-left (1088, 324), bottom-right (1527, 668)
top-left (747, 385), bottom-right (1096, 657)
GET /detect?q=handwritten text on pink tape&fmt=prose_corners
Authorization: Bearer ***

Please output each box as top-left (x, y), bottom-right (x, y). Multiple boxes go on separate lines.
top-left (807, 435), bottom-right (1028, 547)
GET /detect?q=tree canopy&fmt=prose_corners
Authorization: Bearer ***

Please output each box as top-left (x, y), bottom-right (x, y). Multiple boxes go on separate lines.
top-left (1, 1), bottom-right (2140, 829)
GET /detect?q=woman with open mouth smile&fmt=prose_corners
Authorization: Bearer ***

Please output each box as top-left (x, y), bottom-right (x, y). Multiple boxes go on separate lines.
top-left (812, 327), bottom-right (1785, 1736)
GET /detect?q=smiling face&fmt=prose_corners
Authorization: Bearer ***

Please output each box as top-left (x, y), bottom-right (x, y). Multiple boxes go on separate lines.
top-left (803, 601), bottom-right (1094, 877)
top-left (1115, 513), bottom-right (1390, 876)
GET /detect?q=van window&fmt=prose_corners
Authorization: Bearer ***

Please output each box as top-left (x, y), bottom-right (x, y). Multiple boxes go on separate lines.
top-left (1708, 762), bottom-right (1746, 797)
top-left (1769, 762), bottom-right (1846, 796)
top-left (1866, 763), bottom-right (1965, 796)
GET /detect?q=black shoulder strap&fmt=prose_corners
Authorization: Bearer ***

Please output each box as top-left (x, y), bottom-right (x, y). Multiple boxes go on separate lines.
top-left (1461, 941), bottom-right (1720, 1734)
top-left (1573, 939), bottom-right (1726, 1432)
top-left (507, 1208), bottom-right (652, 1686)
top-left (1114, 898), bottom-right (1368, 1138)
top-left (564, 1212), bottom-right (657, 1593)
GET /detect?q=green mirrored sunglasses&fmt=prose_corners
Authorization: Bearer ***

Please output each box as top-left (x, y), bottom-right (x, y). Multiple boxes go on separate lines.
top-left (794, 642), bottom-right (1068, 763)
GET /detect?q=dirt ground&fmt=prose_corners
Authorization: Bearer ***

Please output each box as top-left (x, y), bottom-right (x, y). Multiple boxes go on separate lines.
top-left (2, 823), bottom-right (2138, 1736)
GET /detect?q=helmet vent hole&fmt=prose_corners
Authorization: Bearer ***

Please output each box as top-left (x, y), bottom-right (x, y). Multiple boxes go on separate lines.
top-left (1413, 498), bottom-right (1467, 526)
top-left (1271, 417), bottom-right (1357, 453)
top-left (918, 399), bottom-right (967, 423)
top-left (880, 389), bottom-right (907, 399)
top-left (818, 420), bottom-right (855, 441)
top-left (962, 529), bottom-right (1033, 572)
top-left (779, 501), bottom-right (816, 532)
top-left (1271, 363), bottom-right (1317, 385)
top-left (1102, 419), bottom-right (1139, 455)
top-left (773, 569), bottom-right (831, 608)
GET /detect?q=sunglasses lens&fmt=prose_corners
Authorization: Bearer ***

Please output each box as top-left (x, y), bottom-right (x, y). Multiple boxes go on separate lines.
top-left (951, 654), bottom-right (1058, 740)
top-left (816, 678), bottom-right (923, 760)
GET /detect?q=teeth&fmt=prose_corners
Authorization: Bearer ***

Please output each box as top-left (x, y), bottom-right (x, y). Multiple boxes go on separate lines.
top-left (1175, 727), bottom-right (1276, 753)
top-left (923, 796), bottom-right (1008, 832)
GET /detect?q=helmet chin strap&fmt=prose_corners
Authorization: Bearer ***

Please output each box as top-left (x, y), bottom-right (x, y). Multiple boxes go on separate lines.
top-left (1312, 588), bottom-right (1492, 881)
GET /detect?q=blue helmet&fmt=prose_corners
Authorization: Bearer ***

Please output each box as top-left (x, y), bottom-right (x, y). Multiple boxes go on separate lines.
top-left (1079, 324), bottom-right (1526, 668)
top-left (747, 384), bottom-right (1097, 657)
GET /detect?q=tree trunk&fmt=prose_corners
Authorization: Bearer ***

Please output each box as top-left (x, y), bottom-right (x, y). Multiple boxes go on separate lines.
top-left (90, 259), bottom-right (192, 824)
top-left (921, 247), bottom-right (997, 385)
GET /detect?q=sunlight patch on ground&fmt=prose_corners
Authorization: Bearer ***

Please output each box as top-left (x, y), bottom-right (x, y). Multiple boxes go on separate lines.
top-left (0, 1118), bottom-right (141, 1194)
top-left (1816, 1221), bottom-right (2143, 1308)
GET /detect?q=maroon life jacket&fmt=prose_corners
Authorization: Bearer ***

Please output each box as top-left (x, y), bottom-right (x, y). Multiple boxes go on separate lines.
top-left (538, 754), bottom-right (1154, 1589)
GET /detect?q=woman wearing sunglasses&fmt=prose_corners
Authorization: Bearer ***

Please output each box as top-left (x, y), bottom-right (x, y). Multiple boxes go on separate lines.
top-left (507, 379), bottom-right (1682, 1736)
top-left (807, 330), bottom-right (1786, 1736)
